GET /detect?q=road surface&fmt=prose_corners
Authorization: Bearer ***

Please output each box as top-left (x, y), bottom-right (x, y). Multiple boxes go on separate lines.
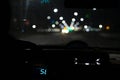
top-left (14, 32), bottom-right (120, 48)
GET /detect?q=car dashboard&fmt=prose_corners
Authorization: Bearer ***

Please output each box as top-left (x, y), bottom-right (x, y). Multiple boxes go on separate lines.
top-left (23, 46), bottom-right (120, 80)
top-left (8, 38), bottom-right (120, 80)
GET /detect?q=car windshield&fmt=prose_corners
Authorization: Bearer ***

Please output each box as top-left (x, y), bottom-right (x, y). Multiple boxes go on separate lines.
top-left (9, 0), bottom-right (120, 48)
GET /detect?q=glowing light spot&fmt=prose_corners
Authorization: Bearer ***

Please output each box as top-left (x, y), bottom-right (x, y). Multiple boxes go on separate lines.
top-left (80, 18), bottom-right (84, 21)
top-left (93, 8), bottom-right (97, 11)
top-left (71, 26), bottom-right (75, 30)
top-left (62, 28), bottom-right (69, 34)
top-left (99, 24), bottom-right (103, 28)
top-left (75, 62), bottom-right (78, 64)
top-left (86, 28), bottom-right (90, 32)
top-left (96, 58), bottom-right (100, 62)
top-left (59, 16), bottom-right (63, 20)
top-left (74, 12), bottom-right (78, 16)
top-left (68, 27), bottom-right (73, 32)
top-left (84, 25), bottom-right (88, 29)
top-left (96, 62), bottom-right (101, 65)
top-left (55, 21), bottom-right (59, 25)
top-left (75, 58), bottom-right (78, 60)
top-left (106, 26), bottom-right (110, 30)
top-left (62, 20), bottom-right (65, 24)
top-left (72, 18), bottom-right (76, 22)
top-left (62, 20), bottom-right (69, 28)
top-left (53, 8), bottom-right (58, 13)
top-left (47, 16), bottom-right (51, 20)
top-left (32, 25), bottom-right (37, 29)
top-left (85, 63), bottom-right (90, 65)
top-left (52, 24), bottom-right (55, 28)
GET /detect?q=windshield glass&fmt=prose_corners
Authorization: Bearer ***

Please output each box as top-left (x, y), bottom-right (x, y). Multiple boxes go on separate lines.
top-left (9, 0), bottom-right (120, 48)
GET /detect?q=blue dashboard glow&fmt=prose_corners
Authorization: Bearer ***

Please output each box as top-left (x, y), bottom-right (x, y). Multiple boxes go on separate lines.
top-left (40, 68), bottom-right (47, 75)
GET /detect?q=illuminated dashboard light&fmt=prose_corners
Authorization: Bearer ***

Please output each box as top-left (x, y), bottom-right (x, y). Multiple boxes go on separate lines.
top-left (72, 18), bottom-right (76, 22)
top-left (74, 12), bottom-right (78, 16)
top-left (85, 63), bottom-right (90, 65)
top-left (80, 18), bottom-right (84, 21)
top-left (40, 69), bottom-right (47, 75)
top-left (53, 8), bottom-right (58, 13)
top-left (52, 24), bottom-right (56, 28)
top-left (47, 16), bottom-right (51, 20)
top-left (59, 16), bottom-right (63, 20)
top-left (32, 25), bottom-right (37, 29)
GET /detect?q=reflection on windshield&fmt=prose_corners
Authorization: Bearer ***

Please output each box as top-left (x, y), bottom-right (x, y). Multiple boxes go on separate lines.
top-left (9, 0), bottom-right (120, 48)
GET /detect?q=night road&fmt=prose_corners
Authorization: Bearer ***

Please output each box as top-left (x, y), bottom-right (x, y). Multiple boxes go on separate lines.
top-left (8, 1), bottom-right (120, 79)
top-left (17, 32), bottom-right (120, 48)
top-left (10, 0), bottom-right (120, 49)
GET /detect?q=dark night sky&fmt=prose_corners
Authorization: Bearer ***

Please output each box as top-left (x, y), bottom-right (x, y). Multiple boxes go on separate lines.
top-left (10, 0), bottom-right (120, 31)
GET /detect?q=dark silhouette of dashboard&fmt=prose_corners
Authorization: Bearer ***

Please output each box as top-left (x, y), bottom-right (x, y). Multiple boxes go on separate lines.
top-left (7, 35), bottom-right (120, 80)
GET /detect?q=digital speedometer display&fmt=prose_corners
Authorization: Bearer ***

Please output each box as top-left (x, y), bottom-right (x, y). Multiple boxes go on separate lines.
top-left (33, 64), bottom-right (48, 80)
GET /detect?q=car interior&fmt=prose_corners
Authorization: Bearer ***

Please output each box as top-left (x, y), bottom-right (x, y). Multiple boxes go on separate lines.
top-left (8, 0), bottom-right (120, 79)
